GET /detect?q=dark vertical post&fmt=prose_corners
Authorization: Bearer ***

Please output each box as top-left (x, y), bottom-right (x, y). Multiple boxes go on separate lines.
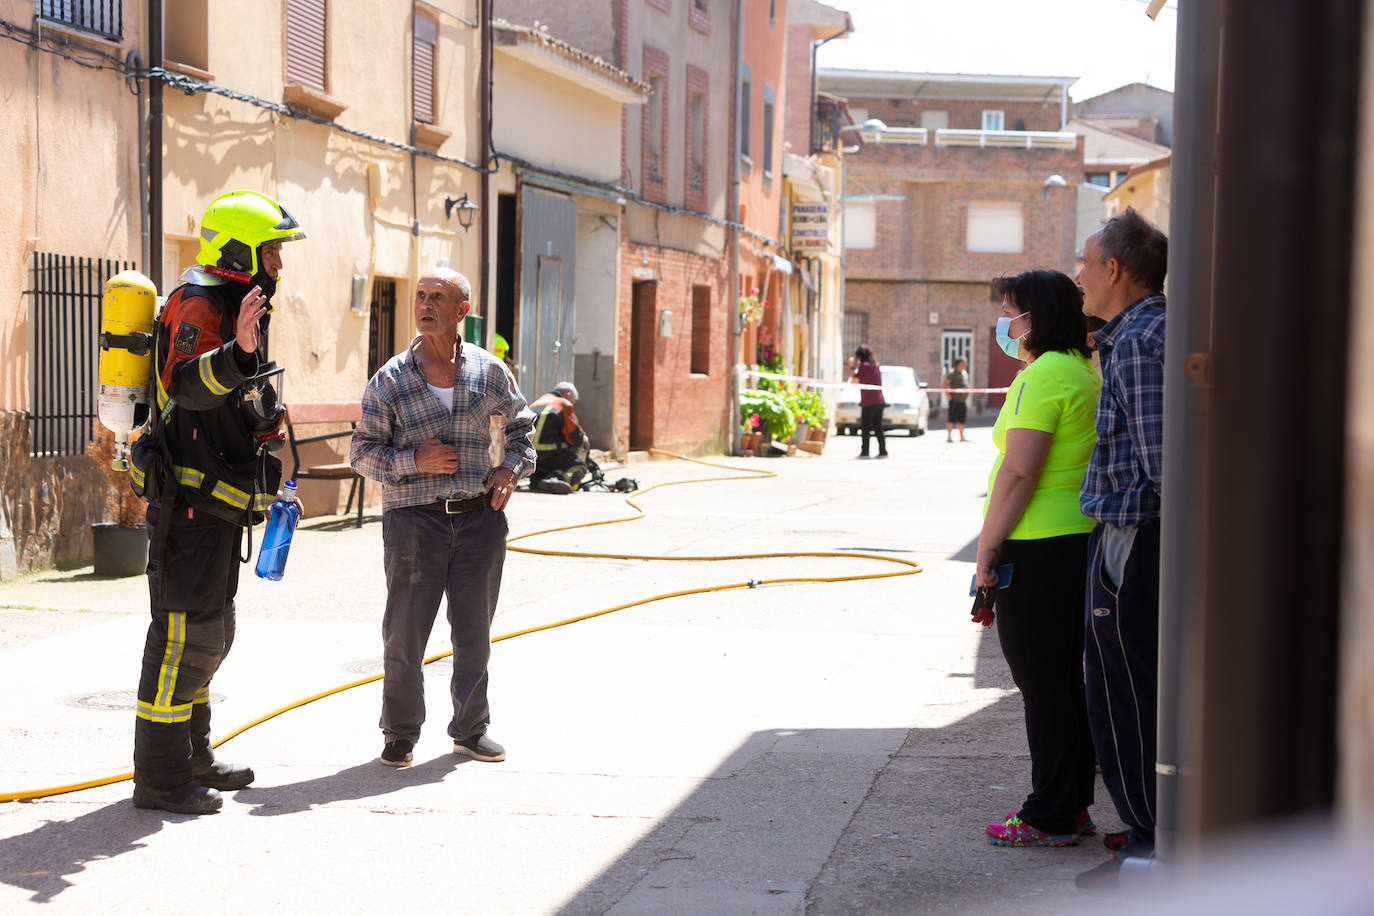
top-left (149, 0), bottom-right (164, 291)
top-left (1194, 0), bottom-right (1363, 832)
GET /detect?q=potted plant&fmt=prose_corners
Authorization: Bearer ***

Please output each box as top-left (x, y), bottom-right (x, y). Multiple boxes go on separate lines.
top-left (739, 388), bottom-right (796, 452)
top-left (786, 389), bottom-right (829, 447)
top-left (87, 423), bottom-right (150, 576)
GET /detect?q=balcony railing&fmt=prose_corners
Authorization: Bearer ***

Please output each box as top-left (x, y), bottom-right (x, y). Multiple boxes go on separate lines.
top-left (37, 0), bottom-right (123, 41)
top-left (933, 128), bottom-right (1077, 150)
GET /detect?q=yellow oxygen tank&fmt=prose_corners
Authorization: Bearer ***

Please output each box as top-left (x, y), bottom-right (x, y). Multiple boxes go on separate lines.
top-left (98, 270), bottom-right (158, 470)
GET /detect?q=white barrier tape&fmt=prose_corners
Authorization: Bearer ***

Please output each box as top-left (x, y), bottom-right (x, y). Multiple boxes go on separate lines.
top-left (742, 368), bottom-right (1010, 395)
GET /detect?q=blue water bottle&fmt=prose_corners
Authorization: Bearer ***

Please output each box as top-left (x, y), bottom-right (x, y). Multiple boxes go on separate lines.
top-left (255, 481), bottom-right (302, 581)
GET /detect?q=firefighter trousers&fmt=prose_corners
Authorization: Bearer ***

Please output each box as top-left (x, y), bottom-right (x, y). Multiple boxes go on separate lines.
top-left (133, 500), bottom-right (242, 788)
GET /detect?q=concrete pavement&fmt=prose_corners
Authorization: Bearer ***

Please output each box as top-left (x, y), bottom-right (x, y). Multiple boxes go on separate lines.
top-left (0, 423), bottom-right (1133, 913)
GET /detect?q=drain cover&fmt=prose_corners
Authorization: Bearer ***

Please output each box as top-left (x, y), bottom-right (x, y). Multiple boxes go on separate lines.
top-left (61, 690), bottom-right (226, 711)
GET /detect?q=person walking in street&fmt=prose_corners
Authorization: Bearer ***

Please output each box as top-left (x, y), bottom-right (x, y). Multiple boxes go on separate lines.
top-left (850, 345), bottom-right (887, 459)
top-left (944, 357), bottom-right (971, 442)
top-left (1073, 207), bottom-right (1169, 888)
top-left (529, 381), bottom-right (589, 494)
top-left (976, 270), bottom-right (1101, 848)
top-left (350, 267), bottom-right (535, 769)
top-left (129, 190), bottom-right (306, 815)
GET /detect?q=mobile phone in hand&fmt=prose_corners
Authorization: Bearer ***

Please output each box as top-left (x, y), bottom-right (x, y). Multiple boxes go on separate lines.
top-left (969, 563), bottom-right (1014, 597)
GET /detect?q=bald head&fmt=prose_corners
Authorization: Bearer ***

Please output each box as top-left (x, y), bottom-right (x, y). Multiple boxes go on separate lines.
top-left (421, 267), bottom-right (472, 305)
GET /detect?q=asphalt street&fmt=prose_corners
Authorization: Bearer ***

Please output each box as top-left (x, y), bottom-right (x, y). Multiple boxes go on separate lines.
top-left (0, 419), bottom-right (1138, 914)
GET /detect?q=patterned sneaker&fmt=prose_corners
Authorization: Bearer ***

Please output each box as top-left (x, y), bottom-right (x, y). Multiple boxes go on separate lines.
top-left (986, 814), bottom-right (1078, 847)
top-left (1002, 810), bottom-right (1095, 837)
top-left (1103, 829), bottom-right (1131, 852)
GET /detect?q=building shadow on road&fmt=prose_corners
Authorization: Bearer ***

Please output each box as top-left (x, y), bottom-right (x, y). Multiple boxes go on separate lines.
top-left (0, 802), bottom-right (164, 904)
top-left (238, 756), bottom-right (461, 816)
top-left (554, 630), bottom-right (1114, 915)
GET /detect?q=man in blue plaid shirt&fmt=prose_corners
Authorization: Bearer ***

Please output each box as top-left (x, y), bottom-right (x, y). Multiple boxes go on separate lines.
top-left (350, 267), bottom-right (535, 769)
top-left (1074, 208), bottom-right (1168, 885)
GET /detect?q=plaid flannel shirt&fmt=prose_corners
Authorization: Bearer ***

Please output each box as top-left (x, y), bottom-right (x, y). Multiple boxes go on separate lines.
top-left (350, 340), bottom-right (535, 512)
top-left (1080, 293), bottom-right (1167, 526)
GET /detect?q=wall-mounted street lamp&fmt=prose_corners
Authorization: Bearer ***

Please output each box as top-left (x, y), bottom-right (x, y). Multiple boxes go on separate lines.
top-left (444, 192), bottom-right (479, 231)
top-left (1041, 173), bottom-right (1067, 199)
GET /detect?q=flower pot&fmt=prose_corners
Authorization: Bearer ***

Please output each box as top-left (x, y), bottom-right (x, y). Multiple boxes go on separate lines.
top-left (92, 523), bottom-right (149, 577)
top-left (807, 426), bottom-right (826, 442)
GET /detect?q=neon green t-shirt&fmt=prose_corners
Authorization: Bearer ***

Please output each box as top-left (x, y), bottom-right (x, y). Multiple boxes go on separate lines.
top-left (984, 350), bottom-right (1101, 540)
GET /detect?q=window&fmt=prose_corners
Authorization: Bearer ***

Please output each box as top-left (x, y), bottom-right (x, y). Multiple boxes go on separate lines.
top-left (843, 200), bottom-right (876, 250)
top-left (843, 311), bottom-right (869, 359)
top-left (690, 0), bottom-right (709, 32)
top-left (165, 0), bottom-right (209, 72)
top-left (690, 285), bottom-right (711, 375)
top-left (981, 109), bottom-right (1005, 131)
top-left (762, 87), bottom-right (775, 180)
top-left (285, 0), bottom-right (328, 92)
top-left (28, 252), bottom-right (135, 456)
top-left (740, 68), bottom-right (752, 161)
top-left (686, 67), bottom-right (708, 208)
top-left (966, 201), bottom-right (1024, 253)
top-left (920, 109), bottom-right (948, 130)
top-left (647, 76), bottom-right (665, 184)
top-left (1086, 173), bottom-right (1112, 188)
top-left (413, 14), bottom-right (437, 124)
top-left (37, 0), bottom-right (122, 41)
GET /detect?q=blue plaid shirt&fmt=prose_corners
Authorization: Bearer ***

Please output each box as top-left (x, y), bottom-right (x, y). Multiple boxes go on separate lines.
top-left (350, 340), bottom-right (536, 512)
top-left (1080, 294), bottom-right (1167, 526)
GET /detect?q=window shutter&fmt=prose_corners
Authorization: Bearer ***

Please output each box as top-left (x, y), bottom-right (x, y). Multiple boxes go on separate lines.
top-left (414, 15), bottom-right (437, 124)
top-left (285, 0), bottom-right (327, 92)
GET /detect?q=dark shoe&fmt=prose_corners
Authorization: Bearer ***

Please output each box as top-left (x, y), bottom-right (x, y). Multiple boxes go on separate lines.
top-left (1075, 856), bottom-right (1123, 893)
top-left (1103, 829), bottom-right (1130, 852)
top-left (192, 759), bottom-right (255, 791)
top-left (380, 739), bottom-right (414, 767)
top-left (857, 454), bottom-right (871, 460)
top-left (531, 476), bottom-right (572, 495)
top-left (876, 453), bottom-right (889, 459)
top-left (132, 781), bottom-right (223, 815)
top-left (453, 733), bottom-right (505, 762)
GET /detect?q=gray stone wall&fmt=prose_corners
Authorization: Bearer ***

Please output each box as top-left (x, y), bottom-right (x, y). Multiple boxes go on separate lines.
top-left (0, 410), bottom-right (111, 579)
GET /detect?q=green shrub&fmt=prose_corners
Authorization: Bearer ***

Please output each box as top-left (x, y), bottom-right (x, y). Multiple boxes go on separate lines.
top-left (739, 388), bottom-right (796, 442)
top-left (786, 389), bottom-right (828, 428)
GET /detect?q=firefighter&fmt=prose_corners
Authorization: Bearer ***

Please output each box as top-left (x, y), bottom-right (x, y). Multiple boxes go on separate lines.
top-left (129, 190), bottom-right (305, 815)
top-left (529, 381), bottom-right (588, 494)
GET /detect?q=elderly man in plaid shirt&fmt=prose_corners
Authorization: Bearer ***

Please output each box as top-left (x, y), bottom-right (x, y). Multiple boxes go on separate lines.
top-left (351, 267), bottom-right (535, 769)
top-left (1074, 208), bottom-right (1168, 884)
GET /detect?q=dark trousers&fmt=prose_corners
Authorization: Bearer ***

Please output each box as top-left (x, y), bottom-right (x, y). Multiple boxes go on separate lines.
top-left (860, 404), bottom-right (886, 456)
top-left (535, 444), bottom-right (588, 485)
top-left (995, 533), bottom-right (1096, 835)
top-left (380, 505), bottom-right (508, 745)
top-left (1084, 519), bottom-right (1160, 856)
top-left (134, 502), bottom-right (241, 788)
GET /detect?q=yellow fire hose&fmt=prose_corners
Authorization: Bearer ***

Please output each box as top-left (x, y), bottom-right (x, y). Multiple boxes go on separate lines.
top-left (0, 449), bottom-right (921, 803)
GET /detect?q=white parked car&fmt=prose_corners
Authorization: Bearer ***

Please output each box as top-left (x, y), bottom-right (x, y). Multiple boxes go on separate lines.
top-left (834, 365), bottom-right (930, 437)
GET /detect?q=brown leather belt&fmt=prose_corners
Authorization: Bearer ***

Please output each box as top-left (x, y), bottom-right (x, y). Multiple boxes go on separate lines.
top-left (413, 495), bottom-right (487, 514)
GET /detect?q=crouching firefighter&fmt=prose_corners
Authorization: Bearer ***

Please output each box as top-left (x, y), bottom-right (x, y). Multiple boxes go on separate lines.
top-left (529, 381), bottom-right (589, 494)
top-left (126, 190), bottom-right (305, 815)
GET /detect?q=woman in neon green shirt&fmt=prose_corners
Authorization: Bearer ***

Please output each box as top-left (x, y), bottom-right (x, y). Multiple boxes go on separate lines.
top-left (977, 269), bottom-right (1102, 849)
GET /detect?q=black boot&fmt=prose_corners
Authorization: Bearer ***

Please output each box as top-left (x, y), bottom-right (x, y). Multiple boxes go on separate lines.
top-left (192, 759), bottom-right (255, 790)
top-left (132, 781), bottom-right (223, 815)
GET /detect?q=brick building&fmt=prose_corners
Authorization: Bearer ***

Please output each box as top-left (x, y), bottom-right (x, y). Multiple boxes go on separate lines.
top-left (818, 70), bottom-right (1084, 407)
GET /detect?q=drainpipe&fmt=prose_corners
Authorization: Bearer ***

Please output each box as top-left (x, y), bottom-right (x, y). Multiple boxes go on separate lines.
top-left (148, 0), bottom-right (163, 290)
top-left (729, 0), bottom-right (744, 454)
top-left (131, 49), bottom-right (148, 274)
top-left (1156, 0), bottom-right (1221, 863)
top-left (478, 0), bottom-right (492, 343)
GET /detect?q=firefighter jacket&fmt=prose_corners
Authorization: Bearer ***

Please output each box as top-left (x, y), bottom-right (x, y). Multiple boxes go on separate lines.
top-left (530, 393), bottom-right (584, 452)
top-left (131, 270), bottom-right (283, 525)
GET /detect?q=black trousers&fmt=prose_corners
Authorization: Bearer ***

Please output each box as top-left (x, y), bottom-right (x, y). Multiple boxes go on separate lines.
top-left (859, 404), bottom-right (886, 456)
top-left (1085, 520), bottom-right (1160, 856)
top-left (994, 533), bottom-right (1095, 835)
top-left (133, 501), bottom-right (242, 788)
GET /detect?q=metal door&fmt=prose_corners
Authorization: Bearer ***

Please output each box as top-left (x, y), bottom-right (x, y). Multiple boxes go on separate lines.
top-left (941, 329), bottom-right (972, 377)
top-left (517, 186), bottom-right (577, 397)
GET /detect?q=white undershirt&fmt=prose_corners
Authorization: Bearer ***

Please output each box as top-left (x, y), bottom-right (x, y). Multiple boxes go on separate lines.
top-left (426, 383), bottom-right (454, 411)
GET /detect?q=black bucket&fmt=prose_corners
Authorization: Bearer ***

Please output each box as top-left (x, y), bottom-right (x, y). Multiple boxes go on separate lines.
top-left (92, 523), bottom-right (149, 577)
